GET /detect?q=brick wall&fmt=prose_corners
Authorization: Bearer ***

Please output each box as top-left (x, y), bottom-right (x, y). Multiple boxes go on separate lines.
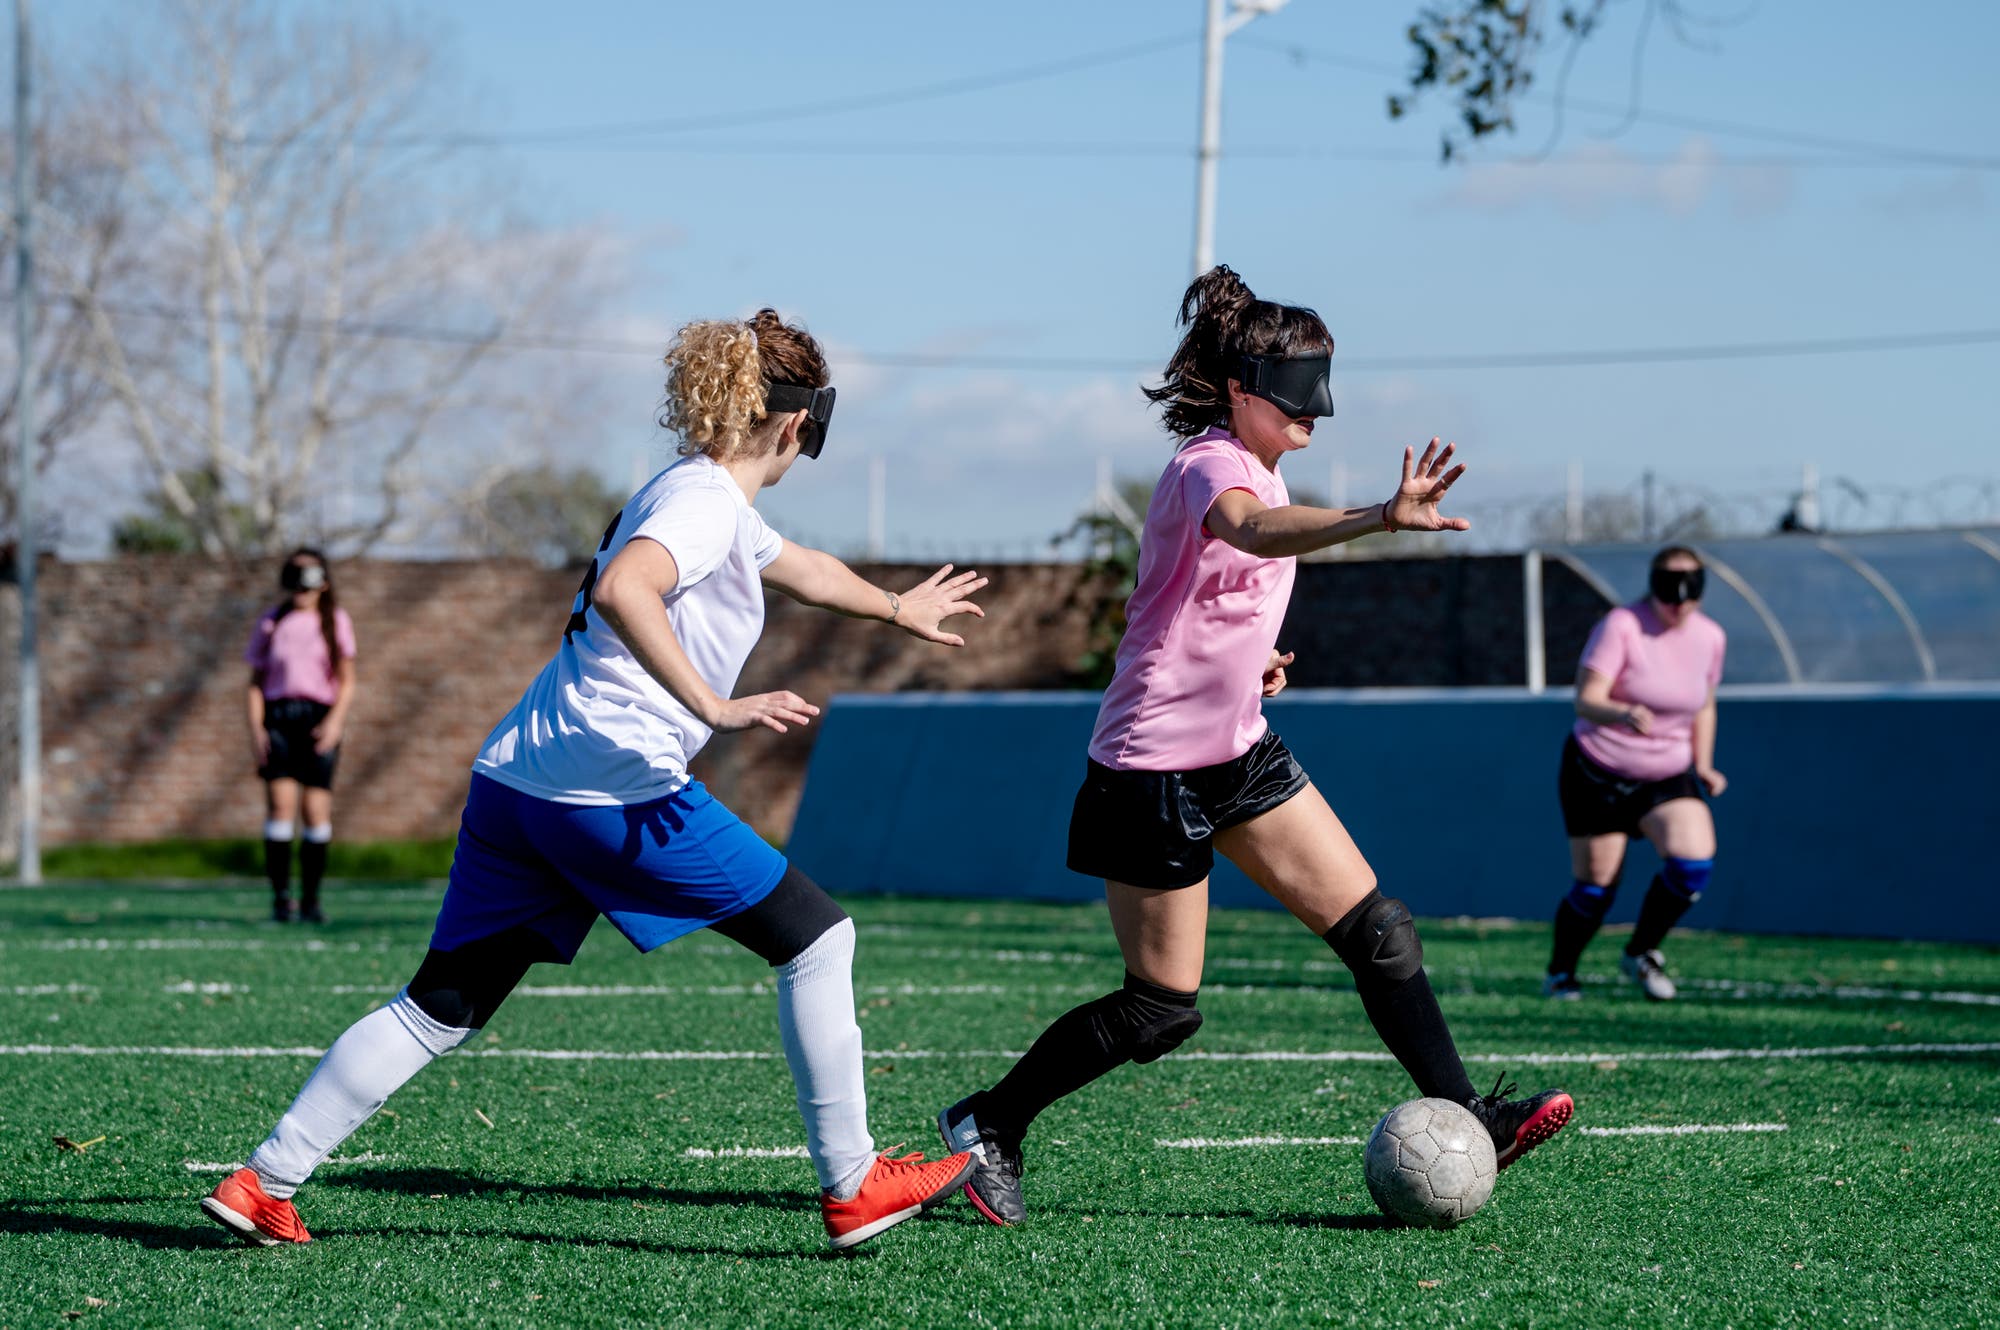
top-left (0, 553), bottom-right (1606, 848)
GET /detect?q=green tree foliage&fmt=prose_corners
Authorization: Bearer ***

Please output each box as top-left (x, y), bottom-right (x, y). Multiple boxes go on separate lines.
top-left (110, 471), bottom-right (259, 555)
top-left (461, 464), bottom-right (627, 566)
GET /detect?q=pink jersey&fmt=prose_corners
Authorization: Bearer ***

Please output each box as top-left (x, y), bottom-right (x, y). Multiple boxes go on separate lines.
top-left (245, 606), bottom-right (357, 706)
top-left (1089, 429), bottom-right (1295, 771)
top-left (1572, 600), bottom-right (1726, 782)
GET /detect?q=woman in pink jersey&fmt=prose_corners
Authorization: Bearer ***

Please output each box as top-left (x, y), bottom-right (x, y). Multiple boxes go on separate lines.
top-left (1544, 545), bottom-right (1727, 1002)
top-left (244, 548), bottom-right (357, 924)
top-left (936, 267), bottom-right (1572, 1226)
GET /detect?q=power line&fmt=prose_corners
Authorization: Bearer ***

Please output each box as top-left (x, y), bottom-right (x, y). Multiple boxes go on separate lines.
top-left (478, 135), bottom-right (1998, 170)
top-left (51, 296), bottom-right (2000, 375)
top-left (339, 34), bottom-right (1199, 149)
top-left (1237, 36), bottom-right (2000, 172)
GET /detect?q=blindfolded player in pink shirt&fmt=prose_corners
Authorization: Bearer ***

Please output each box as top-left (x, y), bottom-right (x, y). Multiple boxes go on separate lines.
top-left (935, 265), bottom-right (1573, 1228)
top-left (1545, 545), bottom-right (1728, 1002)
top-left (244, 548), bottom-right (358, 924)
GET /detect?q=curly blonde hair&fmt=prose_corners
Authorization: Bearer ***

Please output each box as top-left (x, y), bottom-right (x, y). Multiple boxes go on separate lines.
top-left (660, 309), bottom-right (830, 461)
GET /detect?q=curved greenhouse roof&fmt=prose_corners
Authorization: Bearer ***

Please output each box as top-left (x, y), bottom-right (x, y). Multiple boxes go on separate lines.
top-left (1550, 528), bottom-right (2000, 685)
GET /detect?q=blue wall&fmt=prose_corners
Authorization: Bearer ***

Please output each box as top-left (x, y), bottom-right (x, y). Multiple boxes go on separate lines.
top-left (788, 688), bottom-right (2000, 944)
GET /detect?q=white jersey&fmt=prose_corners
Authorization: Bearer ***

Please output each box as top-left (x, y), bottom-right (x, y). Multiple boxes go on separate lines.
top-left (472, 456), bottom-right (785, 805)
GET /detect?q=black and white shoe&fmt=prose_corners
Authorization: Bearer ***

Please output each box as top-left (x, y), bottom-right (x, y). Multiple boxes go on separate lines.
top-left (937, 1094), bottom-right (1026, 1227)
top-left (1621, 949), bottom-right (1677, 1001)
top-left (1541, 972), bottom-right (1583, 1000)
top-left (1466, 1074), bottom-right (1573, 1170)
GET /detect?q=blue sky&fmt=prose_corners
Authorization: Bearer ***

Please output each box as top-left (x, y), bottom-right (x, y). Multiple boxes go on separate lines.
top-left (41, 1), bottom-right (2000, 557)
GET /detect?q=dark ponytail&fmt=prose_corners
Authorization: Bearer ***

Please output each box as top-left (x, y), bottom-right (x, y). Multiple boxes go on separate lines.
top-left (1143, 264), bottom-right (1334, 438)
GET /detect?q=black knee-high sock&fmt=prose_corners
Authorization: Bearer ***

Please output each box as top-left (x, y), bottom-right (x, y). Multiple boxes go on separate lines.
top-left (1548, 902), bottom-right (1602, 977)
top-left (264, 838), bottom-right (293, 901)
top-left (299, 839), bottom-right (329, 910)
top-left (1626, 874), bottom-right (1694, 957)
top-left (1324, 894), bottom-right (1478, 1105)
top-left (979, 974), bottom-right (1199, 1143)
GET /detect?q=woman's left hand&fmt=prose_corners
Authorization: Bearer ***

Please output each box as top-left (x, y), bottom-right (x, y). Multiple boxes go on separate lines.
top-left (312, 716), bottom-right (345, 755)
top-left (894, 565), bottom-right (989, 646)
top-left (1697, 765), bottom-right (1728, 797)
top-left (1262, 650), bottom-right (1294, 698)
top-left (1383, 438), bottom-right (1471, 533)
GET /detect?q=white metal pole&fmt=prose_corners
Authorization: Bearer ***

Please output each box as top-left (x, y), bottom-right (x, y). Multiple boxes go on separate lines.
top-left (1565, 459), bottom-right (1583, 543)
top-left (1192, 0), bottom-right (1226, 280)
top-left (12, 0), bottom-right (38, 884)
top-left (866, 455), bottom-right (886, 560)
top-left (1523, 549), bottom-right (1546, 694)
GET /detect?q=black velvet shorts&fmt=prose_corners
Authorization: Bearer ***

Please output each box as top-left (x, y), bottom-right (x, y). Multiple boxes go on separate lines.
top-left (1557, 734), bottom-right (1703, 839)
top-left (1066, 729), bottom-right (1310, 890)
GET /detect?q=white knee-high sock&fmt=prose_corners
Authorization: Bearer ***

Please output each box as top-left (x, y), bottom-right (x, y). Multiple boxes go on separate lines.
top-left (248, 990), bottom-right (475, 1198)
top-left (775, 918), bottom-right (876, 1199)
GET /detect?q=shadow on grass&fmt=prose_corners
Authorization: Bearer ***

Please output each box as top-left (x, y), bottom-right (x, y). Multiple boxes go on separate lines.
top-left (324, 1166), bottom-right (812, 1215)
top-left (0, 1203), bottom-right (229, 1252)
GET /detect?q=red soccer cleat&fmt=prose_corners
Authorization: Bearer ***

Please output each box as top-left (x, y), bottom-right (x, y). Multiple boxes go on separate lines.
top-left (200, 1167), bottom-right (312, 1245)
top-left (820, 1148), bottom-right (976, 1250)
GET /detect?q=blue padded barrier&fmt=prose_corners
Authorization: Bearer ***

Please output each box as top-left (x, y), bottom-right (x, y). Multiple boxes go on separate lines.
top-left (788, 687), bottom-right (2000, 944)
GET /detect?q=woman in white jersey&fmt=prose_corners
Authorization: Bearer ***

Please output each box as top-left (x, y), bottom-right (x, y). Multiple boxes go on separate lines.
top-left (202, 310), bottom-right (985, 1251)
top-left (937, 267), bottom-right (1573, 1226)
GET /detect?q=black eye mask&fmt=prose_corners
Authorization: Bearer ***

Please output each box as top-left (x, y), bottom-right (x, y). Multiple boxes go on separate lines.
top-left (281, 563), bottom-right (326, 592)
top-left (1238, 353), bottom-right (1335, 419)
top-left (1650, 566), bottom-right (1705, 605)
top-left (766, 382), bottom-right (836, 460)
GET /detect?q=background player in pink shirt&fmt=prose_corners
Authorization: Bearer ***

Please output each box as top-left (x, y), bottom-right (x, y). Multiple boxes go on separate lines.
top-left (1546, 546), bottom-right (1728, 1001)
top-left (937, 266), bottom-right (1572, 1226)
top-left (244, 548), bottom-right (357, 924)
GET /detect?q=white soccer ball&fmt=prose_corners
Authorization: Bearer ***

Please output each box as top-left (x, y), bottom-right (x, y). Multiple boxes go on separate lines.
top-left (1363, 1096), bottom-right (1498, 1228)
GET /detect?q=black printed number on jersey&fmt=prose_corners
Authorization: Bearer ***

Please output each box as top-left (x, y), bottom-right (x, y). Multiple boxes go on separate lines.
top-left (564, 510), bottom-right (625, 643)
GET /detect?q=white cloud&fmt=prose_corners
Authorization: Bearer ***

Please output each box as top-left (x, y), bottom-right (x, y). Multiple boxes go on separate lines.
top-left (1440, 136), bottom-right (1794, 219)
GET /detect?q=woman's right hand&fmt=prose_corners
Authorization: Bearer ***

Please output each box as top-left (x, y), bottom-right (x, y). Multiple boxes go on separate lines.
top-left (251, 730), bottom-right (270, 772)
top-left (706, 691), bottom-right (821, 735)
top-left (1623, 704), bottom-right (1656, 735)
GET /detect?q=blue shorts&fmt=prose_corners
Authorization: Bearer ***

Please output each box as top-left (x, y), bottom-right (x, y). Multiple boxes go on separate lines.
top-left (431, 774), bottom-right (788, 962)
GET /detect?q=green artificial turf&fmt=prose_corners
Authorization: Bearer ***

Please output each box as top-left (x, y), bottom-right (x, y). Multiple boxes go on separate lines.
top-left (2, 883), bottom-right (1996, 1328)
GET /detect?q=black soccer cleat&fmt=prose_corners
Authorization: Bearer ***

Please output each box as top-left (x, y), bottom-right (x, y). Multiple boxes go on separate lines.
top-left (299, 904), bottom-right (327, 925)
top-left (938, 1094), bottom-right (1026, 1227)
top-left (271, 898), bottom-right (294, 924)
top-left (1466, 1074), bottom-right (1573, 1170)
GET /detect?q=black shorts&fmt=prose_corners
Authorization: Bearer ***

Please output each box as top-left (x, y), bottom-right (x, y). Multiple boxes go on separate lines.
top-left (1557, 734), bottom-right (1702, 839)
top-left (261, 698), bottom-right (340, 790)
top-left (1066, 729), bottom-right (1311, 890)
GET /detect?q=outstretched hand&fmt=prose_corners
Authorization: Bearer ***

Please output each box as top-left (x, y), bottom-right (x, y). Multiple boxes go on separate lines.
top-left (895, 564), bottom-right (988, 647)
top-left (1384, 438), bottom-right (1470, 534)
top-left (709, 691), bottom-right (820, 735)
top-left (1262, 650), bottom-right (1294, 698)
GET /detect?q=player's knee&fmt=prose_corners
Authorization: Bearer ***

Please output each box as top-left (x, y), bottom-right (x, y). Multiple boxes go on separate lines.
top-left (1087, 973), bottom-right (1203, 1065)
top-left (712, 866), bottom-right (850, 968)
top-left (1323, 890), bottom-right (1425, 992)
top-left (1660, 857), bottom-right (1713, 902)
top-left (406, 928), bottom-right (556, 1030)
top-left (388, 988), bottom-right (479, 1054)
top-left (1564, 878), bottom-right (1618, 921)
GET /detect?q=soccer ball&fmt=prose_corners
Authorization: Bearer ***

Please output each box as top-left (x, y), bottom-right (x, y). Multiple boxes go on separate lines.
top-left (1363, 1097), bottom-right (1498, 1228)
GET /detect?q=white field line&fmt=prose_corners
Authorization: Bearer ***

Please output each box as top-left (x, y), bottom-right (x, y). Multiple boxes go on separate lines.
top-left (183, 1152), bottom-right (390, 1173)
top-left (681, 1146), bottom-right (811, 1159)
top-left (5, 1040), bottom-right (1998, 1065)
top-left (1158, 1135), bottom-right (1365, 1149)
top-left (3, 938), bottom-right (389, 953)
top-left (6, 984), bottom-right (96, 996)
top-left (1578, 1123), bottom-right (1788, 1137)
top-left (1154, 1125), bottom-right (1788, 1148)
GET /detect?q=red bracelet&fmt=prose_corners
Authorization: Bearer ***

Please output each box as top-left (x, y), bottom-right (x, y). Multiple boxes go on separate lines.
top-left (1380, 500), bottom-right (1397, 534)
